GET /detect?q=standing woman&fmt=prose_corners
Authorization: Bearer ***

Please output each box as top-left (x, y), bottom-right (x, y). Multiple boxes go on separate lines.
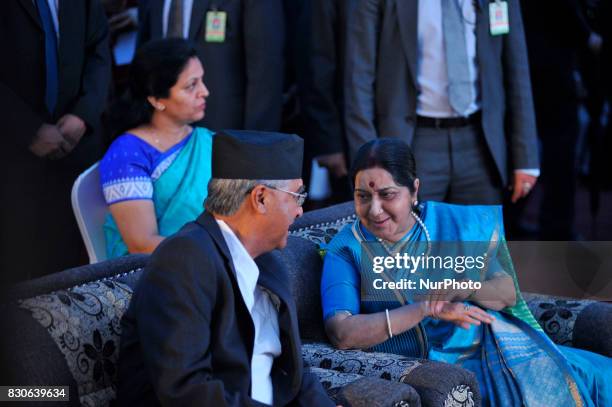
top-left (100, 38), bottom-right (213, 258)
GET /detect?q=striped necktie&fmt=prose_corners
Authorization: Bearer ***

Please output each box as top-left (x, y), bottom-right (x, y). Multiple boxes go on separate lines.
top-left (441, 0), bottom-right (473, 115)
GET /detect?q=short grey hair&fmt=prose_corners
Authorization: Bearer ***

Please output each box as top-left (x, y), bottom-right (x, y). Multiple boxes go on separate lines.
top-left (205, 178), bottom-right (290, 216)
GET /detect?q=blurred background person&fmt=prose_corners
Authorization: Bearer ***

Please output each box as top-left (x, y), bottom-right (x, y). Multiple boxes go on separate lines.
top-left (520, 0), bottom-right (593, 240)
top-left (137, 0), bottom-right (285, 132)
top-left (344, 0), bottom-right (540, 207)
top-left (100, 39), bottom-right (213, 258)
top-left (282, 0), bottom-right (356, 209)
top-left (0, 0), bottom-right (111, 283)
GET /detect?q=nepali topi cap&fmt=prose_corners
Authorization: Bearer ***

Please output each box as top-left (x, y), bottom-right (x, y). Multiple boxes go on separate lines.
top-left (212, 130), bottom-right (304, 180)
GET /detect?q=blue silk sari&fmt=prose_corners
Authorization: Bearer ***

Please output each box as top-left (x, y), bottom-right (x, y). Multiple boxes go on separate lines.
top-left (321, 201), bottom-right (612, 406)
top-left (104, 127), bottom-right (213, 258)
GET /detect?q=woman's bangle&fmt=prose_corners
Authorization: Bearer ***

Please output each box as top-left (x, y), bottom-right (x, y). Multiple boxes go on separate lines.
top-left (385, 308), bottom-right (393, 339)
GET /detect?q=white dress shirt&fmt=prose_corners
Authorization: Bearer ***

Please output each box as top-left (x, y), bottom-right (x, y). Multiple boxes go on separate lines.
top-left (216, 219), bottom-right (282, 406)
top-left (163, 0), bottom-right (194, 38)
top-left (417, 0), bottom-right (479, 118)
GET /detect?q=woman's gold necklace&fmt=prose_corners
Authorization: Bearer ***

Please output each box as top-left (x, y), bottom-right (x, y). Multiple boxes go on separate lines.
top-left (149, 126), bottom-right (189, 147)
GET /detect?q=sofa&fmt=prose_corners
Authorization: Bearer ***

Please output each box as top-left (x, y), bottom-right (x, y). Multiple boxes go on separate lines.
top-left (1, 202), bottom-right (610, 406)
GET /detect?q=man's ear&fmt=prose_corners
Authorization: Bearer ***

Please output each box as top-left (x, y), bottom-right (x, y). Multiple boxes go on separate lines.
top-left (249, 185), bottom-right (267, 214)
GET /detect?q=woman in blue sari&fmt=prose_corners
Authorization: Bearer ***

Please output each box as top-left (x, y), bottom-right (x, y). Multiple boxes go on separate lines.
top-left (100, 39), bottom-right (214, 258)
top-left (321, 139), bottom-right (611, 406)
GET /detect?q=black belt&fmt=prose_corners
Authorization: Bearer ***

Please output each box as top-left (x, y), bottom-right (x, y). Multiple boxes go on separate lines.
top-left (416, 111), bottom-right (481, 128)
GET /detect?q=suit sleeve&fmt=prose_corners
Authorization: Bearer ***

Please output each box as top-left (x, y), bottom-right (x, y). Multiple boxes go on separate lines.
top-left (136, 0), bottom-right (152, 48)
top-left (502, 0), bottom-right (539, 170)
top-left (70, 0), bottom-right (111, 130)
top-left (0, 83), bottom-right (44, 150)
top-left (301, 0), bottom-right (344, 156)
top-left (134, 236), bottom-right (266, 407)
top-left (242, 0), bottom-right (284, 131)
top-left (343, 0), bottom-right (381, 161)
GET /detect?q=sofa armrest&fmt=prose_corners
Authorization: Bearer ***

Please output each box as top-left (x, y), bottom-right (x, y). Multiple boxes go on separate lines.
top-left (573, 302), bottom-right (612, 357)
top-left (522, 293), bottom-right (610, 350)
top-left (303, 342), bottom-right (480, 407)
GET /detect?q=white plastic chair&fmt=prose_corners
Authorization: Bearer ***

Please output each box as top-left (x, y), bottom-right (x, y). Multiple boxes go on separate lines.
top-left (71, 162), bottom-right (108, 263)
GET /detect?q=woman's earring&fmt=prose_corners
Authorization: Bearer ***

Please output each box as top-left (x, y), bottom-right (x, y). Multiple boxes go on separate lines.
top-left (157, 104), bottom-right (166, 111)
top-left (412, 200), bottom-right (419, 210)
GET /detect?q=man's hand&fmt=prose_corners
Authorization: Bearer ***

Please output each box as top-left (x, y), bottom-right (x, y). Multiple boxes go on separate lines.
top-left (316, 152), bottom-right (348, 178)
top-left (510, 171), bottom-right (538, 203)
top-left (57, 114), bottom-right (87, 152)
top-left (108, 8), bottom-right (137, 34)
top-left (29, 123), bottom-right (71, 159)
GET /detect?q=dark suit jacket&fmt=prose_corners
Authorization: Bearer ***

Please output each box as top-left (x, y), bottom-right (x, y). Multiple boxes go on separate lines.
top-left (117, 212), bottom-right (334, 407)
top-left (138, 0), bottom-right (285, 132)
top-left (0, 0), bottom-right (111, 165)
top-left (344, 0), bottom-right (539, 186)
top-left (521, 0), bottom-right (591, 105)
top-left (299, 0), bottom-right (358, 158)
top-left (0, 0), bottom-right (111, 281)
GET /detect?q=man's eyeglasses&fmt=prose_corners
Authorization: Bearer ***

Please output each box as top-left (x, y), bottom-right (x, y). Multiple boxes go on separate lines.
top-left (263, 184), bottom-right (308, 207)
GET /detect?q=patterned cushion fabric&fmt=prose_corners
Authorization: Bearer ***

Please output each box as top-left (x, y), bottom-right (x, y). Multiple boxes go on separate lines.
top-left (302, 342), bottom-right (480, 407)
top-left (0, 255), bottom-right (147, 407)
top-left (523, 292), bottom-right (596, 347)
top-left (309, 366), bottom-right (363, 401)
top-left (290, 201), bottom-right (356, 246)
top-left (18, 280), bottom-right (134, 406)
top-left (303, 342), bottom-right (424, 382)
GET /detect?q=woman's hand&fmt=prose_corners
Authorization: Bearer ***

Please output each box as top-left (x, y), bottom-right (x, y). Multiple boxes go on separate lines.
top-left (426, 301), bottom-right (495, 330)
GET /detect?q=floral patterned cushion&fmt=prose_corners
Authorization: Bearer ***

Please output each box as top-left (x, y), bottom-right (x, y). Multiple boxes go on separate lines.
top-left (523, 293), bottom-right (596, 346)
top-left (289, 214), bottom-right (356, 246)
top-left (18, 278), bottom-right (135, 407)
top-left (309, 366), bottom-right (363, 399)
top-left (303, 342), bottom-right (423, 382)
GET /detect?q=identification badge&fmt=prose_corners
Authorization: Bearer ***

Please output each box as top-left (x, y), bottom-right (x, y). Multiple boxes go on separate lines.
top-left (489, 1), bottom-right (510, 36)
top-left (205, 11), bottom-right (227, 42)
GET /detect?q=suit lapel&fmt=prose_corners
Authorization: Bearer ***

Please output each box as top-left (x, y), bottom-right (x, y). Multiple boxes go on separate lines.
top-left (189, 0), bottom-right (211, 39)
top-left (476, 0), bottom-right (489, 81)
top-left (395, 0), bottom-right (418, 88)
top-left (19, 0), bottom-right (42, 29)
top-left (57, 0), bottom-right (69, 63)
